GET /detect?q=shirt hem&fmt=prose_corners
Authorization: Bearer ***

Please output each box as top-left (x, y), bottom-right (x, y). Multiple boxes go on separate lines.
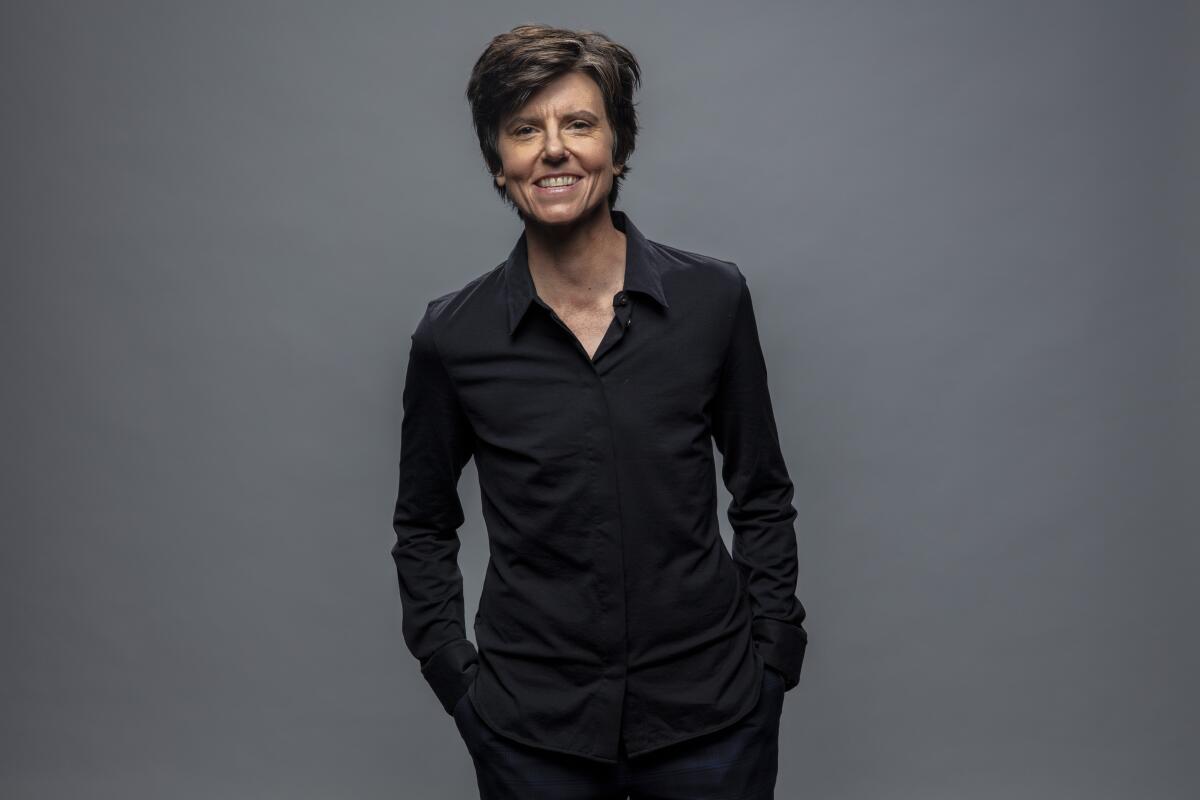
top-left (467, 683), bottom-right (621, 764)
top-left (622, 662), bottom-right (765, 760)
top-left (466, 662), bottom-right (765, 764)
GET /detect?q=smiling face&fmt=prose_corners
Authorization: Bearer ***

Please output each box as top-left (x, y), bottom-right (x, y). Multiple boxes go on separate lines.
top-left (494, 70), bottom-right (622, 227)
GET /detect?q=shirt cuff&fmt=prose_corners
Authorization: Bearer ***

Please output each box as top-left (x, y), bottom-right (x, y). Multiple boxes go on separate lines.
top-left (420, 638), bottom-right (479, 715)
top-left (752, 617), bottom-right (808, 691)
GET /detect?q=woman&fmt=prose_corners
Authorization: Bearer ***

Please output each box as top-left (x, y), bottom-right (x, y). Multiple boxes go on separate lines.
top-left (393, 23), bottom-right (806, 799)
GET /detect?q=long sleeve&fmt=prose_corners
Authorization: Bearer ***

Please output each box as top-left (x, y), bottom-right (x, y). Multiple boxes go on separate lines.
top-left (710, 270), bottom-right (808, 690)
top-left (391, 303), bottom-right (479, 714)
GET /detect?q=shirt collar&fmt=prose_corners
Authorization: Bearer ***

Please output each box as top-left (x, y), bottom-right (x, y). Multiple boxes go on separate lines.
top-left (504, 209), bottom-right (670, 336)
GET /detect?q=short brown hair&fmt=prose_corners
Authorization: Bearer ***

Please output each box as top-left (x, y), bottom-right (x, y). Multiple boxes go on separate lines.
top-left (465, 24), bottom-right (643, 213)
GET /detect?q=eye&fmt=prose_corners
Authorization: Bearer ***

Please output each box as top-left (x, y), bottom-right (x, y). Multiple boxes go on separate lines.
top-left (570, 120), bottom-right (592, 129)
top-left (514, 126), bottom-right (534, 136)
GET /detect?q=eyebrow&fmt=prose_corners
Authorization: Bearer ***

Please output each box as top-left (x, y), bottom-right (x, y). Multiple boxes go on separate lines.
top-left (506, 109), bottom-right (601, 128)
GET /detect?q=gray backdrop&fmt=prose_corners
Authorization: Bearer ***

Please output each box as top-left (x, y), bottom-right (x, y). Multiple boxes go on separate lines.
top-left (5, 1), bottom-right (1197, 798)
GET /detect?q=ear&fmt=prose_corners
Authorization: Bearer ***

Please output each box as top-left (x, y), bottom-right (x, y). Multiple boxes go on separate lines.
top-left (495, 171), bottom-right (506, 188)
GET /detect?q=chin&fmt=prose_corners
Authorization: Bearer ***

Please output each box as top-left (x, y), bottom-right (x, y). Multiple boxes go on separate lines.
top-left (537, 211), bottom-right (586, 226)
top-left (528, 201), bottom-right (605, 227)
top-left (518, 206), bottom-right (571, 225)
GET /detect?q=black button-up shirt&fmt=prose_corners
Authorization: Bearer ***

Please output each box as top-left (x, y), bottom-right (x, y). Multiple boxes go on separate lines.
top-left (391, 209), bottom-right (807, 763)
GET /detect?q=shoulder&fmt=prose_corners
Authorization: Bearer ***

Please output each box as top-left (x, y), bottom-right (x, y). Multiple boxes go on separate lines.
top-left (644, 236), bottom-right (747, 318)
top-left (413, 262), bottom-right (507, 343)
top-left (649, 238), bottom-right (743, 281)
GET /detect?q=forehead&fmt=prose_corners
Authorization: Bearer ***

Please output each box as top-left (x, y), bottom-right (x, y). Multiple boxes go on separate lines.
top-left (509, 71), bottom-right (606, 119)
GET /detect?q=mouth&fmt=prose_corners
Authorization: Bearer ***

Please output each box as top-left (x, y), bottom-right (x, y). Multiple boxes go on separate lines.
top-left (533, 174), bottom-right (583, 194)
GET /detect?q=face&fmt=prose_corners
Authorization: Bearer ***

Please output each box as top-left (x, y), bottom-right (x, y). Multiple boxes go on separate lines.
top-left (494, 70), bottom-right (622, 227)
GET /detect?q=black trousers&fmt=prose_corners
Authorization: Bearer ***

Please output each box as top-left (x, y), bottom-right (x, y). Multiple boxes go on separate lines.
top-left (452, 665), bottom-right (786, 799)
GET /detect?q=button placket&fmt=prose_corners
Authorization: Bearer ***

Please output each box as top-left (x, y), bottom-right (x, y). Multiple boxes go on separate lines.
top-left (590, 360), bottom-right (629, 759)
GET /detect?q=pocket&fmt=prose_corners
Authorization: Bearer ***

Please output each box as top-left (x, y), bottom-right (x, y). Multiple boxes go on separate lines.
top-left (768, 669), bottom-right (789, 719)
top-left (452, 689), bottom-right (471, 719)
top-left (763, 665), bottom-right (785, 695)
top-left (451, 690), bottom-right (478, 755)
top-left (453, 664), bottom-right (479, 718)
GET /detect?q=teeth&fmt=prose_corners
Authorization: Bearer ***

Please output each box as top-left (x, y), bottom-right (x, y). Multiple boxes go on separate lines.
top-left (537, 176), bottom-right (579, 187)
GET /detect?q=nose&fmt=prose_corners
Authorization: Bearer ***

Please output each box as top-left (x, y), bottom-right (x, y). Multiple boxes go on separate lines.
top-left (542, 127), bottom-right (567, 160)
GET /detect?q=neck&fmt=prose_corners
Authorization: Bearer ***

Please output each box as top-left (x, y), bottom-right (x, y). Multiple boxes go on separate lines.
top-left (524, 205), bottom-right (626, 308)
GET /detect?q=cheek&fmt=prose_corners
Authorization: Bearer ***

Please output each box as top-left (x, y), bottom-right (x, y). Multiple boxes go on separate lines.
top-left (498, 147), bottom-right (534, 179)
top-left (584, 153), bottom-right (616, 178)
top-left (578, 139), bottom-right (615, 172)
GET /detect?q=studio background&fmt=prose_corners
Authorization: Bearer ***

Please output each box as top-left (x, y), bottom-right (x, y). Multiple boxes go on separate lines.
top-left (5, 1), bottom-right (1196, 798)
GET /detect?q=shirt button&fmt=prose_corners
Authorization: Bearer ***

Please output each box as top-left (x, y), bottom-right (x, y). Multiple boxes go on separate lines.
top-left (616, 293), bottom-right (628, 306)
